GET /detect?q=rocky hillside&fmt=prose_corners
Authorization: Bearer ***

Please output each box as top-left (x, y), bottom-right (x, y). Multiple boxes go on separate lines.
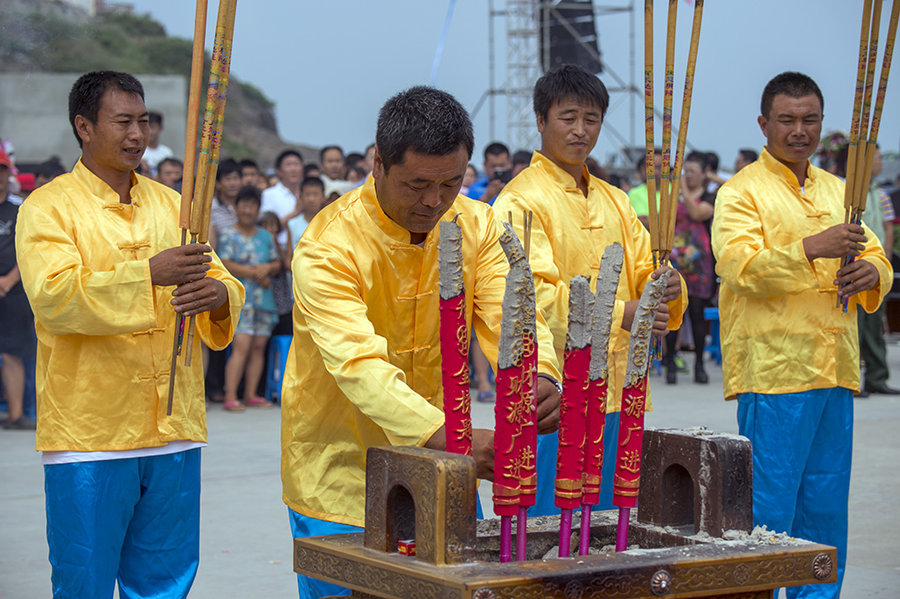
top-left (0, 0), bottom-right (315, 167)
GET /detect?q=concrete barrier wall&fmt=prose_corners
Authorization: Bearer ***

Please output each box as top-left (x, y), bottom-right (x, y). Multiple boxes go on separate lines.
top-left (0, 72), bottom-right (186, 169)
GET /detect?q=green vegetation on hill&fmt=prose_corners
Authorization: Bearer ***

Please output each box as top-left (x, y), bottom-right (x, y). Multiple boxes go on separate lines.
top-left (0, 2), bottom-right (283, 163)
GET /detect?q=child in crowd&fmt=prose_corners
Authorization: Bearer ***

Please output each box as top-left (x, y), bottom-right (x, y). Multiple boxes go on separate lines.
top-left (218, 186), bottom-right (281, 411)
top-left (287, 177), bottom-right (326, 249)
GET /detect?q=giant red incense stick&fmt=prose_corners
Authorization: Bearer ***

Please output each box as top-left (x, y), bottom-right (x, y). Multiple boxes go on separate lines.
top-left (580, 243), bottom-right (624, 555)
top-left (555, 276), bottom-right (593, 557)
top-left (493, 222), bottom-right (538, 562)
top-left (613, 272), bottom-right (670, 551)
top-left (439, 218), bottom-right (472, 456)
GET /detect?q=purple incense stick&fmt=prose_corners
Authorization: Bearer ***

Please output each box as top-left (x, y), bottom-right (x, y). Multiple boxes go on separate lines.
top-left (516, 506), bottom-right (528, 560)
top-left (558, 508), bottom-right (573, 557)
top-left (579, 504), bottom-right (592, 555)
top-left (500, 515), bottom-right (512, 563)
top-left (615, 507), bottom-right (630, 551)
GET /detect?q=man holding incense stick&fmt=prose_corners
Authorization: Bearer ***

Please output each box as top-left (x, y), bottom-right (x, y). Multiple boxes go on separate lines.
top-left (15, 71), bottom-right (243, 599)
top-left (493, 64), bottom-right (686, 516)
top-left (712, 71), bottom-right (892, 599)
top-left (281, 86), bottom-right (561, 598)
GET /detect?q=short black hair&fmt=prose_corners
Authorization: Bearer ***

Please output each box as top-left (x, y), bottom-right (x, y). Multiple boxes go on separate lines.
top-left (484, 142), bottom-right (510, 160)
top-left (375, 86), bottom-right (474, 173)
top-left (684, 151), bottom-right (708, 167)
top-left (37, 158), bottom-right (67, 181)
top-left (301, 176), bottom-right (325, 192)
top-left (275, 149), bottom-right (303, 170)
top-left (533, 64), bottom-right (609, 121)
top-left (704, 151), bottom-right (719, 171)
top-left (303, 163), bottom-right (320, 176)
top-left (345, 152), bottom-right (365, 169)
top-left (68, 71), bottom-right (145, 147)
top-left (216, 158), bottom-right (241, 181)
top-left (239, 158), bottom-right (260, 172)
top-left (635, 148), bottom-right (663, 171)
top-left (761, 71), bottom-right (824, 119)
top-left (738, 148), bottom-right (758, 164)
top-left (512, 150), bottom-right (532, 167)
top-left (149, 111), bottom-right (163, 126)
top-left (158, 157), bottom-right (183, 171)
top-left (235, 185), bottom-right (261, 206)
top-left (320, 145), bottom-right (344, 162)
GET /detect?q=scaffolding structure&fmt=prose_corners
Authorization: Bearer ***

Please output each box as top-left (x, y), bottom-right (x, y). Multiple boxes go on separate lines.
top-left (485, 0), bottom-right (639, 167)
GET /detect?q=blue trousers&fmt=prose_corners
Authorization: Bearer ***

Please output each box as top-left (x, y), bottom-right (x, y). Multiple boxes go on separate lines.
top-left (737, 388), bottom-right (852, 599)
top-left (532, 412), bottom-right (621, 516)
top-left (44, 449), bottom-right (201, 599)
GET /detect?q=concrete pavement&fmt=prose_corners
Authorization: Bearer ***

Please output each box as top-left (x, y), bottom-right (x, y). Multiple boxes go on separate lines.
top-left (2, 344), bottom-right (899, 598)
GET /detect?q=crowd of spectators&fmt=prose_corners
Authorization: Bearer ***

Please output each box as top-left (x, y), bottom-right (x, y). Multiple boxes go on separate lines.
top-left (2, 121), bottom-right (899, 423)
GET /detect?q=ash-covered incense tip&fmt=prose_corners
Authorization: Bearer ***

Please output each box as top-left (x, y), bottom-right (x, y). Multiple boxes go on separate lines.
top-left (589, 243), bottom-right (625, 380)
top-left (566, 276), bottom-right (594, 351)
top-left (623, 271), bottom-right (671, 387)
top-left (439, 219), bottom-right (464, 300)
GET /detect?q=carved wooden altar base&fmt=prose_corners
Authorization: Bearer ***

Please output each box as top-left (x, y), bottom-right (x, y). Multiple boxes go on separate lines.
top-left (294, 429), bottom-right (836, 599)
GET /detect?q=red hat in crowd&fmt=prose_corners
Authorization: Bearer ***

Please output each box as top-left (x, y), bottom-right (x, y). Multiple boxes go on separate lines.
top-left (17, 172), bottom-right (36, 192)
top-left (0, 148), bottom-right (12, 169)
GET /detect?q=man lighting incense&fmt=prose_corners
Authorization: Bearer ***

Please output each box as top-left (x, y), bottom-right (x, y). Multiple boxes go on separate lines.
top-left (494, 64), bottom-right (685, 516)
top-left (15, 71), bottom-right (243, 598)
top-left (712, 71), bottom-right (891, 599)
top-left (281, 86), bottom-right (561, 598)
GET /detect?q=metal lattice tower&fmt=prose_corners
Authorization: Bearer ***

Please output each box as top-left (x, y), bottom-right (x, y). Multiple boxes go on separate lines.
top-left (486, 0), bottom-right (638, 164)
top-left (504, 0), bottom-right (543, 152)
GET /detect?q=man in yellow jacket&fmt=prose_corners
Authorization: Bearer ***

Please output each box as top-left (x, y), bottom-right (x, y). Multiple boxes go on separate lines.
top-left (282, 86), bottom-right (562, 598)
top-left (16, 71), bottom-right (244, 599)
top-left (712, 72), bottom-right (892, 599)
top-left (494, 64), bottom-right (686, 515)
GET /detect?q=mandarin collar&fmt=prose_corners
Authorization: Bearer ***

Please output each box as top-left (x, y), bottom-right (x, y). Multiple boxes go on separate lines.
top-left (529, 151), bottom-right (592, 192)
top-left (759, 146), bottom-right (816, 192)
top-left (74, 159), bottom-right (143, 207)
top-left (360, 174), bottom-right (416, 244)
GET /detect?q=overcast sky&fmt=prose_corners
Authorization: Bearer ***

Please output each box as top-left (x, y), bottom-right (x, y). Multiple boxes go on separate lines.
top-left (127, 0), bottom-right (900, 172)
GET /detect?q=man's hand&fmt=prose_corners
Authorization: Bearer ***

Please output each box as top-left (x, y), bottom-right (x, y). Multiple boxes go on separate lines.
top-left (425, 425), bottom-right (495, 480)
top-left (652, 302), bottom-right (670, 336)
top-left (835, 259), bottom-right (879, 299)
top-left (803, 224), bottom-right (867, 261)
top-left (171, 277), bottom-right (228, 317)
top-left (150, 244), bottom-right (212, 287)
top-left (651, 265), bottom-right (682, 303)
top-left (481, 178), bottom-right (505, 203)
top-left (535, 375), bottom-right (560, 434)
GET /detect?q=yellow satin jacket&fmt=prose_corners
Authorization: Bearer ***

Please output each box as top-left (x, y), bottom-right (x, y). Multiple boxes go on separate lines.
top-left (711, 147), bottom-right (892, 400)
top-left (16, 160), bottom-right (244, 451)
top-left (281, 176), bottom-right (560, 526)
top-left (493, 152), bottom-right (687, 412)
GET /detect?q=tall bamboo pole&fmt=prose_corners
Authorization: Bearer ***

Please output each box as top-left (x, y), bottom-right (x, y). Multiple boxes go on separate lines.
top-left (167, 0), bottom-right (208, 414)
top-left (858, 0), bottom-right (899, 213)
top-left (657, 0), bottom-right (678, 261)
top-left (852, 0), bottom-right (883, 213)
top-left (844, 0), bottom-right (874, 221)
top-left (184, 0), bottom-right (237, 366)
top-left (643, 0), bottom-right (658, 263)
top-left (667, 0), bottom-right (704, 247)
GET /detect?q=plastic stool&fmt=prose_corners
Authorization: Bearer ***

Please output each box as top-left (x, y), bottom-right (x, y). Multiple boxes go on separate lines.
top-left (265, 335), bottom-right (292, 403)
top-left (703, 307), bottom-right (721, 365)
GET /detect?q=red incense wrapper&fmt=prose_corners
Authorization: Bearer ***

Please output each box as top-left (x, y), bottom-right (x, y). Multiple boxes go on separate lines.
top-left (612, 376), bottom-right (648, 509)
top-left (518, 342), bottom-right (538, 508)
top-left (555, 345), bottom-right (591, 510)
top-left (581, 377), bottom-right (608, 506)
top-left (439, 292), bottom-right (472, 456)
top-left (493, 361), bottom-right (533, 517)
